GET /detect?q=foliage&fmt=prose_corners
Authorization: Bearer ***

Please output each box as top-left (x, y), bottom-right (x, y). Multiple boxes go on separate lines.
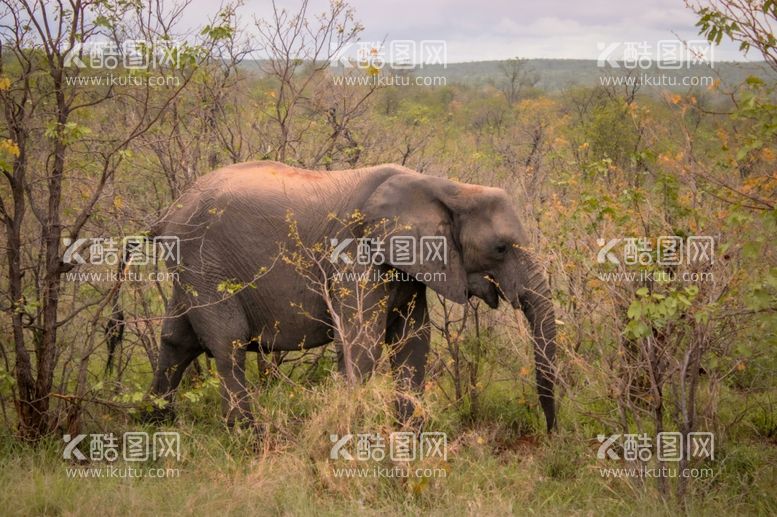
top-left (0, 0), bottom-right (775, 513)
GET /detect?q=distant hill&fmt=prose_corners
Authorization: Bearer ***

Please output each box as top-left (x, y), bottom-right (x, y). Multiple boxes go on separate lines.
top-left (241, 58), bottom-right (776, 92)
top-left (420, 59), bottom-right (776, 92)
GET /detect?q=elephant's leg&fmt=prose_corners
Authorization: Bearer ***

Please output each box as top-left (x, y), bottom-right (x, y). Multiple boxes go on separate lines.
top-left (387, 286), bottom-right (430, 426)
top-left (334, 277), bottom-right (388, 383)
top-left (188, 304), bottom-right (254, 428)
top-left (149, 312), bottom-right (202, 422)
top-left (213, 347), bottom-right (254, 428)
top-left (337, 337), bottom-right (383, 382)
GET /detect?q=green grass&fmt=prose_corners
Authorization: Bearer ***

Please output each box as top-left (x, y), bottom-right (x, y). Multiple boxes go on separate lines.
top-left (1, 373), bottom-right (776, 516)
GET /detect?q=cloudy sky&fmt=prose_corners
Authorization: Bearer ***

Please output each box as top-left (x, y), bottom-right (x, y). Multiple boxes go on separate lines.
top-left (185, 0), bottom-right (749, 62)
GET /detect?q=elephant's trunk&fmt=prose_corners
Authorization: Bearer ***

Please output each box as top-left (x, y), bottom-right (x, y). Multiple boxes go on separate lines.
top-left (514, 251), bottom-right (557, 432)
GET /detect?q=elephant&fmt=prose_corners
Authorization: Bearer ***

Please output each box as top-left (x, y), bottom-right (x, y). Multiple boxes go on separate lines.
top-left (143, 160), bottom-right (557, 432)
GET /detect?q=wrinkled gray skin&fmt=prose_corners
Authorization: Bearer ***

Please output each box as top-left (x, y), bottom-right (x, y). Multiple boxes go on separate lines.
top-left (150, 161), bottom-right (557, 431)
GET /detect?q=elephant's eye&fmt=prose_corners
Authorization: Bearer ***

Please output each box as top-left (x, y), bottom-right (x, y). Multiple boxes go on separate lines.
top-left (495, 243), bottom-right (508, 254)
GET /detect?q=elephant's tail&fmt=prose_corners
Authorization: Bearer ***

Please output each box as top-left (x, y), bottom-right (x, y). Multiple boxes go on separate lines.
top-left (104, 247), bottom-right (130, 374)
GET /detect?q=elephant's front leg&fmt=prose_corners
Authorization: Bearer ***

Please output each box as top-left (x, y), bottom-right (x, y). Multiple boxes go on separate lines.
top-left (188, 303), bottom-right (255, 430)
top-left (336, 316), bottom-right (386, 384)
top-left (332, 271), bottom-right (389, 383)
top-left (386, 285), bottom-right (430, 426)
top-left (214, 346), bottom-right (254, 428)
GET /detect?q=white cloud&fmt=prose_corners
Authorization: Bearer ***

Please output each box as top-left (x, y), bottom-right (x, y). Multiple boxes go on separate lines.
top-left (182, 0), bottom-right (751, 62)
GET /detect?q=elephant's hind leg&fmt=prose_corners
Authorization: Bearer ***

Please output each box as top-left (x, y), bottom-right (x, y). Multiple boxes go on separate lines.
top-left (149, 310), bottom-right (203, 422)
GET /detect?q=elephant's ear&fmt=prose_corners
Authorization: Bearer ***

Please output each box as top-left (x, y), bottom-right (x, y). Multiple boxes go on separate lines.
top-left (363, 174), bottom-right (469, 304)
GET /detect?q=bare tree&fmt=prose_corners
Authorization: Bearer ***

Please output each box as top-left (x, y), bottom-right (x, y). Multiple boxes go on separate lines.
top-left (255, 0), bottom-right (368, 164)
top-left (498, 57), bottom-right (539, 105)
top-left (282, 211), bottom-right (429, 424)
top-left (139, 3), bottom-right (253, 197)
top-left (0, 0), bottom-right (222, 439)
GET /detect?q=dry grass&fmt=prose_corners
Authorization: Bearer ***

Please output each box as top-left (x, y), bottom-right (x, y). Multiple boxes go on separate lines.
top-left (1, 372), bottom-right (776, 516)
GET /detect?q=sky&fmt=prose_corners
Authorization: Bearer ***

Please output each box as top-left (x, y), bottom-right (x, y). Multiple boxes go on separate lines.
top-left (185, 0), bottom-right (750, 62)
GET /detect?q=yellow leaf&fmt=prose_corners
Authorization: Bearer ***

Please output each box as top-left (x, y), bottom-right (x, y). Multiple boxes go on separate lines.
top-left (0, 139), bottom-right (20, 157)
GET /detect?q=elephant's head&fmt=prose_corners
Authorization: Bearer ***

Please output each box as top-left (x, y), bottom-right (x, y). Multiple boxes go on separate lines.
top-left (364, 172), bottom-right (557, 432)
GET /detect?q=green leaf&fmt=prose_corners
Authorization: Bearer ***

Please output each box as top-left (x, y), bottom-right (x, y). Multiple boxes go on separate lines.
top-left (627, 301), bottom-right (643, 319)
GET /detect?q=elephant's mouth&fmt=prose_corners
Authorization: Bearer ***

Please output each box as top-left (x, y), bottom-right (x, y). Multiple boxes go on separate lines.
top-left (467, 273), bottom-right (502, 309)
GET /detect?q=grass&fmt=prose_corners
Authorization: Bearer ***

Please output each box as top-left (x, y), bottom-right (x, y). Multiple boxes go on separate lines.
top-left (1, 369), bottom-right (776, 516)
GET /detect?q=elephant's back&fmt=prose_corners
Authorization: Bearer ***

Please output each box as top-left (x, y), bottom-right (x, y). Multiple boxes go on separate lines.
top-left (185, 160), bottom-right (331, 201)
top-left (206, 160), bottom-right (330, 191)
top-left (152, 160), bottom-right (408, 268)
top-left (154, 161), bottom-right (345, 235)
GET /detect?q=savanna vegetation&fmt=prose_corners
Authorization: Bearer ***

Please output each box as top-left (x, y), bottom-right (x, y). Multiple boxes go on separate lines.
top-left (0, 0), bottom-right (776, 515)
